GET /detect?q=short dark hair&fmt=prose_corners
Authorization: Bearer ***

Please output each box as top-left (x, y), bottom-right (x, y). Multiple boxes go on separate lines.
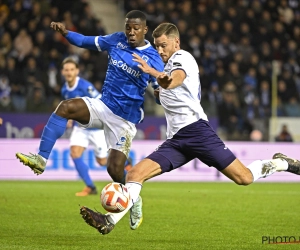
top-left (61, 57), bottom-right (79, 68)
top-left (153, 23), bottom-right (179, 39)
top-left (125, 10), bottom-right (146, 22)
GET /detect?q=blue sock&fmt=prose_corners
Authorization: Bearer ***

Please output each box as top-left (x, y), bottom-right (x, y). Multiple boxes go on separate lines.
top-left (38, 113), bottom-right (67, 159)
top-left (121, 169), bottom-right (127, 185)
top-left (73, 157), bottom-right (95, 188)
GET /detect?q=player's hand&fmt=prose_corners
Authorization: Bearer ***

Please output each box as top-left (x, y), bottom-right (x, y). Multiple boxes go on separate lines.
top-left (67, 120), bottom-right (73, 128)
top-left (157, 74), bottom-right (172, 89)
top-left (132, 53), bottom-right (152, 74)
top-left (50, 22), bottom-right (68, 36)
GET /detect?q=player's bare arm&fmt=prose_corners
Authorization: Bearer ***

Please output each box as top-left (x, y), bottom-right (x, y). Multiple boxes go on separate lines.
top-left (132, 53), bottom-right (161, 77)
top-left (167, 70), bottom-right (186, 89)
top-left (50, 22), bottom-right (68, 36)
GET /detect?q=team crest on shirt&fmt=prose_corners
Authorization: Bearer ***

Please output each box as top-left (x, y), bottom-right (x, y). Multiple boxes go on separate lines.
top-left (87, 86), bottom-right (94, 95)
top-left (142, 55), bottom-right (149, 62)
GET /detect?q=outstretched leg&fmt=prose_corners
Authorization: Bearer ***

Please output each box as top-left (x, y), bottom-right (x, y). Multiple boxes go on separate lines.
top-left (16, 98), bottom-right (90, 175)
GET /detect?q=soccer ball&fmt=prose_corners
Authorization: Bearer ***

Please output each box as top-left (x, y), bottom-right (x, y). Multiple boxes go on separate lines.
top-left (100, 182), bottom-right (130, 213)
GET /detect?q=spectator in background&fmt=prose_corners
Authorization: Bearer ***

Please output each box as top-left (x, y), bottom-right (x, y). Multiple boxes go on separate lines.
top-left (285, 97), bottom-right (300, 117)
top-left (275, 124), bottom-right (293, 142)
top-left (206, 81), bottom-right (222, 117)
top-left (278, 0), bottom-right (294, 25)
top-left (1, 0), bottom-right (300, 142)
top-left (259, 80), bottom-right (271, 117)
top-left (26, 84), bottom-right (49, 113)
top-left (217, 81), bottom-right (242, 139)
top-left (226, 62), bottom-right (243, 95)
top-left (13, 29), bottom-right (33, 61)
top-left (7, 18), bottom-right (20, 40)
top-left (0, 32), bottom-right (12, 57)
top-left (95, 19), bottom-right (106, 36)
top-left (6, 57), bottom-right (26, 112)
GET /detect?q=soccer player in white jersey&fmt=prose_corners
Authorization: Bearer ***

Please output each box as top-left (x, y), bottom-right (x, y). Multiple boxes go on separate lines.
top-left (79, 23), bottom-right (300, 235)
top-left (60, 57), bottom-right (108, 196)
top-left (16, 10), bottom-right (164, 230)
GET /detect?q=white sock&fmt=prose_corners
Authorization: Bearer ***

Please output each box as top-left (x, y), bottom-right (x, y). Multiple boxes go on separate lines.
top-left (125, 182), bottom-right (142, 203)
top-left (107, 198), bottom-right (133, 224)
top-left (107, 182), bottom-right (142, 225)
top-left (247, 159), bottom-right (288, 182)
top-left (273, 158), bottom-right (288, 171)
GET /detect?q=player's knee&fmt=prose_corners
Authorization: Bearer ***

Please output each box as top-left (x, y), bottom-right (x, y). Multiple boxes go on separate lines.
top-left (69, 146), bottom-right (83, 159)
top-left (70, 150), bottom-right (81, 159)
top-left (55, 100), bottom-right (77, 118)
top-left (55, 100), bottom-right (69, 117)
top-left (234, 175), bottom-right (253, 186)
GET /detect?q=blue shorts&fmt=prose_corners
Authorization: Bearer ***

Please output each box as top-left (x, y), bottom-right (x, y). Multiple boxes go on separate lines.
top-left (147, 119), bottom-right (236, 173)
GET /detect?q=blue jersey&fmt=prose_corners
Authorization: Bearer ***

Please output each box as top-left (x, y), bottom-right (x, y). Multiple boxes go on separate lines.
top-left (61, 76), bottom-right (100, 100)
top-left (61, 76), bottom-right (100, 129)
top-left (65, 31), bottom-right (164, 124)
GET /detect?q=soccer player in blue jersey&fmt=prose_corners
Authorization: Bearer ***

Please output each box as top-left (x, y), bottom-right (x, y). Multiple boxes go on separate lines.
top-left (61, 57), bottom-right (108, 196)
top-left (16, 10), bottom-right (164, 230)
top-left (79, 23), bottom-right (300, 235)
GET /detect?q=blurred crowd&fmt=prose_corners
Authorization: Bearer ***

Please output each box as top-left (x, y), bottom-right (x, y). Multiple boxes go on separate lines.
top-left (125, 0), bottom-right (300, 140)
top-left (1, 0), bottom-right (300, 141)
top-left (0, 0), bottom-right (107, 113)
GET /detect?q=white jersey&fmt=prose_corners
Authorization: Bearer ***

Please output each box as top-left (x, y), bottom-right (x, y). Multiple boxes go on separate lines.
top-left (159, 50), bottom-right (208, 139)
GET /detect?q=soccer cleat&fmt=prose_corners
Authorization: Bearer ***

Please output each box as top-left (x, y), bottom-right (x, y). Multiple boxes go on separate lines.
top-left (129, 195), bottom-right (143, 230)
top-left (75, 186), bottom-right (98, 197)
top-left (80, 206), bottom-right (114, 235)
top-left (16, 152), bottom-right (46, 175)
top-left (273, 153), bottom-right (300, 175)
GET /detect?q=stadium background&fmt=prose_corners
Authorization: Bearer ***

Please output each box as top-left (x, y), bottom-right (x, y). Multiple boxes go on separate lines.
top-left (0, 1), bottom-right (300, 249)
top-left (0, 0), bottom-right (300, 182)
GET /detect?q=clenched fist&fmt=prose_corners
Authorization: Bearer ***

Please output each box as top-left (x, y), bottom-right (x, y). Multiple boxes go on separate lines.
top-left (50, 22), bottom-right (68, 36)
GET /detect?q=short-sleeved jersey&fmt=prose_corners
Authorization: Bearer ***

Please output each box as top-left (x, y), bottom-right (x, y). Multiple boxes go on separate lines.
top-left (159, 50), bottom-right (208, 139)
top-left (95, 32), bottom-right (164, 124)
top-left (61, 76), bottom-right (100, 100)
top-left (61, 76), bottom-right (100, 130)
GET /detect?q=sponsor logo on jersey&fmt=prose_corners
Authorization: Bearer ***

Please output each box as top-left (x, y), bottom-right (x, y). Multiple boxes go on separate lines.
top-left (117, 42), bottom-right (128, 49)
top-left (109, 56), bottom-right (142, 78)
top-left (173, 62), bottom-right (182, 67)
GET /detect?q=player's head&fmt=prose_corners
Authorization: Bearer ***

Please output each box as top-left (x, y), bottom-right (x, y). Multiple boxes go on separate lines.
top-left (152, 23), bottom-right (180, 63)
top-left (61, 57), bottom-right (79, 84)
top-left (125, 10), bottom-right (148, 48)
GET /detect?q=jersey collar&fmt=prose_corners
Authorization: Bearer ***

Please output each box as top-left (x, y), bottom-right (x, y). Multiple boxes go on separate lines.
top-left (66, 76), bottom-right (79, 91)
top-left (135, 40), bottom-right (151, 50)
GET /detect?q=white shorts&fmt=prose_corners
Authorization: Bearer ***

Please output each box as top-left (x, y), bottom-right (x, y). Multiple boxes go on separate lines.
top-left (78, 97), bottom-right (136, 157)
top-left (70, 126), bottom-right (108, 159)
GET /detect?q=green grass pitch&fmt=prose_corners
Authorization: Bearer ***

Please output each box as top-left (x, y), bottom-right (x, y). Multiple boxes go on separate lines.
top-left (0, 181), bottom-right (299, 250)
